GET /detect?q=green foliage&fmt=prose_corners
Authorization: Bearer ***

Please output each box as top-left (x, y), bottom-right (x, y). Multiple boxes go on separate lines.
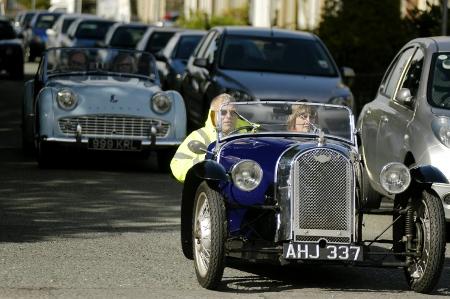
top-left (403, 3), bottom-right (450, 37)
top-left (16, 0), bottom-right (50, 9)
top-left (177, 5), bottom-right (249, 30)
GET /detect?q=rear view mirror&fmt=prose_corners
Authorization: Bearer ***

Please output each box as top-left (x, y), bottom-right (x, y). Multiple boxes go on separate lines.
top-left (193, 58), bottom-right (208, 68)
top-left (395, 88), bottom-right (413, 106)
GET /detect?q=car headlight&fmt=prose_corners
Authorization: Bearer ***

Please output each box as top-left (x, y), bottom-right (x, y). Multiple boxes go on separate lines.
top-left (329, 95), bottom-right (354, 109)
top-left (380, 162), bottom-right (411, 194)
top-left (431, 117), bottom-right (450, 148)
top-left (231, 160), bottom-right (263, 192)
top-left (151, 92), bottom-right (172, 114)
top-left (57, 89), bottom-right (78, 110)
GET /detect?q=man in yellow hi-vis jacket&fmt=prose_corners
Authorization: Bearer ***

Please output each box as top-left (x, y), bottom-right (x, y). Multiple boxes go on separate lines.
top-left (170, 93), bottom-right (236, 183)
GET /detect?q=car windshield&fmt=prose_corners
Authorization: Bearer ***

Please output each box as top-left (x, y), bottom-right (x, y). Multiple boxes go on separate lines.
top-left (62, 18), bottom-right (76, 34)
top-left (0, 21), bottom-right (15, 39)
top-left (45, 48), bottom-right (158, 81)
top-left (75, 21), bottom-right (114, 40)
top-left (219, 36), bottom-right (338, 77)
top-left (429, 52), bottom-right (450, 110)
top-left (217, 102), bottom-right (353, 143)
top-left (174, 35), bottom-right (203, 59)
top-left (145, 31), bottom-right (176, 54)
top-left (35, 14), bottom-right (60, 29)
top-left (110, 26), bottom-right (147, 48)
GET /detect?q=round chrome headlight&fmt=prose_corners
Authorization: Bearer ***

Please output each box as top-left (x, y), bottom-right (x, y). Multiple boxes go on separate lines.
top-left (380, 162), bottom-right (411, 194)
top-left (57, 89), bottom-right (77, 110)
top-left (151, 92), bottom-right (172, 114)
top-left (231, 160), bottom-right (263, 192)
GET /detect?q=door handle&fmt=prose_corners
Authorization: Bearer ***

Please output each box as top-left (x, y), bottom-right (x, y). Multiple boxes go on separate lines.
top-left (381, 115), bottom-right (389, 123)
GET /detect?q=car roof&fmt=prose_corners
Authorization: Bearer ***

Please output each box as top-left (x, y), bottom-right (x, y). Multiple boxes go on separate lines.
top-left (174, 30), bottom-right (206, 37)
top-left (213, 26), bottom-right (316, 40)
top-left (406, 36), bottom-right (450, 52)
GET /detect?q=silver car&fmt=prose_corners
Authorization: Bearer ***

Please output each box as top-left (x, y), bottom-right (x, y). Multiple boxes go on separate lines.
top-left (22, 47), bottom-right (186, 169)
top-left (357, 36), bottom-right (450, 220)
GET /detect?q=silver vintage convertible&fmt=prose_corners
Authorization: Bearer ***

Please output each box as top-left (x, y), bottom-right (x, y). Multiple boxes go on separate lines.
top-left (22, 47), bottom-right (186, 169)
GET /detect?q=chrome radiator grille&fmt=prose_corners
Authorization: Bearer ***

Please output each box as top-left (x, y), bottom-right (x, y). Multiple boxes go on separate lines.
top-left (58, 115), bottom-right (170, 138)
top-left (292, 148), bottom-right (354, 243)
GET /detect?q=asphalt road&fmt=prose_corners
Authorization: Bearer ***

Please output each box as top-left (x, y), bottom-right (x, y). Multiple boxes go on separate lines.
top-left (0, 63), bottom-right (449, 298)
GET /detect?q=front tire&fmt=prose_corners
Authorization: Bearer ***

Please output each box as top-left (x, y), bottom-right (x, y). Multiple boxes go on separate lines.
top-left (193, 181), bottom-right (226, 290)
top-left (405, 190), bottom-right (445, 294)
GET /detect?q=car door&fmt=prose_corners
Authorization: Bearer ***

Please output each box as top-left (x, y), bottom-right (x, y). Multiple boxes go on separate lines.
top-left (376, 47), bottom-right (424, 171)
top-left (359, 50), bottom-right (404, 180)
top-left (370, 47), bottom-right (417, 182)
top-left (182, 30), bottom-right (218, 127)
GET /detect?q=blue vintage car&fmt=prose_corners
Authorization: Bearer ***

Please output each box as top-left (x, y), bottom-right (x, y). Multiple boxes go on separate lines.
top-left (180, 101), bottom-right (447, 293)
top-left (22, 47), bottom-right (186, 169)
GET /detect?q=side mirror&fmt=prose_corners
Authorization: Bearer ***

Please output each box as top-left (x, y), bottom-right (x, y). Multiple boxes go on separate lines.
top-left (46, 28), bottom-right (56, 36)
top-left (154, 51), bottom-right (167, 62)
top-left (396, 88), bottom-right (413, 106)
top-left (193, 57), bottom-right (208, 68)
top-left (188, 140), bottom-right (207, 155)
top-left (340, 66), bottom-right (355, 87)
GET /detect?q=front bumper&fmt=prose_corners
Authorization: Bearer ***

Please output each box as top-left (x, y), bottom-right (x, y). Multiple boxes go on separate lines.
top-left (431, 183), bottom-right (450, 221)
top-left (42, 136), bottom-right (182, 149)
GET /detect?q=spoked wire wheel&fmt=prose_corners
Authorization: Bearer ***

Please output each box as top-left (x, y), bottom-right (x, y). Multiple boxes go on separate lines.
top-left (405, 190), bottom-right (445, 293)
top-left (193, 182), bottom-right (226, 289)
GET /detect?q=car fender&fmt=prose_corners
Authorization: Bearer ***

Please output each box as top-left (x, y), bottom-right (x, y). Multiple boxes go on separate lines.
top-left (410, 165), bottom-right (448, 185)
top-left (36, 87), bottom-right (55, 138)
top-left (166, 90), bottom-right (187, 140)
top-left (180, 160), bottom-right (229, 259)
top-left (22, 80), bottom-right (35, 142)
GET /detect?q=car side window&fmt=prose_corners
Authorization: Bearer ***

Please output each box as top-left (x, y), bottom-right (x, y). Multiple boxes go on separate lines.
top-left (196, 31), bottom-right (216, 58)
top-left (398, 48), bottom-right (424, 101)
top-left (203, 33), bottom-right (219, 65)
top-left (382, 47), bottom-right (416, 98)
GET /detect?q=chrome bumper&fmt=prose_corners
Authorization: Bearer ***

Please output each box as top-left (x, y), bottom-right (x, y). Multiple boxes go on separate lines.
top-left (42, 137), bottom-right (182, 147)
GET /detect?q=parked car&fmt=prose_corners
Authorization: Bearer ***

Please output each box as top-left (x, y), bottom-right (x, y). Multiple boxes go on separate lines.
top-left (181, 101), bottom-right (446, 293)
top-left (0, 17), bottom-right (24, 79)
top-left (358, 36), bottom-right (450, 222)
top-left (102, 22), bottom-right (148, 49)
top-left (46, 14), bottom-right (89, 49)
top-left (155, 30), bottom-right (205, 90)
top-left (136, 27), bottom-right (183, 56)
top-left (23, 11), bottom-right (62, 61)
top-left (22, 47), bottom-right (186, 169)
top-left (180, 26), bottom-right (355, 128)
top-left (62, 17), bottom-right (115, 48)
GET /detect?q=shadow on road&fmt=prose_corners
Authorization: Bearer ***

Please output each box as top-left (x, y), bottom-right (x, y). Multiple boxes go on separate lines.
top-left (219, 257), bottom-right (450, 295)
top-left (0, 147), bottom-right (182, 243)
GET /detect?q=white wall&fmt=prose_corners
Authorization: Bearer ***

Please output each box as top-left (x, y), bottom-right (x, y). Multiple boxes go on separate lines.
top-left (97, 0), bottom-right (131, 22)
top-left (251, 0), bottom-right (271, 27)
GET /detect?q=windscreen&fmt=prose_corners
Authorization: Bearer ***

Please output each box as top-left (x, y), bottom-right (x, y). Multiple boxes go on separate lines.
top-left (429, 53), bottom-right (450, 110)
top-left (217, 101), bottom-right (353, 143)
top-left (145, 31), bottom-right (176, 54)
top-left (35, 14), bottom-right (60, 29)
top-left (45, 48), bottom-right (158, 80)
top-left (75, 21), bottom-right (115, 40)
top-left (62, 18), bottom-right (76, 34)
top-left (110, 26), bottom-right (147, 48)
top-left (220, 36), bottom-right (337, 77)
top-left (0, 21), bottom-right (15, 40)
top-left (174, 35), bottom-right (203, 59)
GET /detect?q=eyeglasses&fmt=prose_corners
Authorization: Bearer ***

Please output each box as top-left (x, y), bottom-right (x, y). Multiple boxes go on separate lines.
top-left (220, 109), bottom-right (236, 116)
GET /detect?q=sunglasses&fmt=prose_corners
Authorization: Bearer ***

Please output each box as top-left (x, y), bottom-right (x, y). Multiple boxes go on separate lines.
top-left (219, 109), bottom-right (237, 116)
